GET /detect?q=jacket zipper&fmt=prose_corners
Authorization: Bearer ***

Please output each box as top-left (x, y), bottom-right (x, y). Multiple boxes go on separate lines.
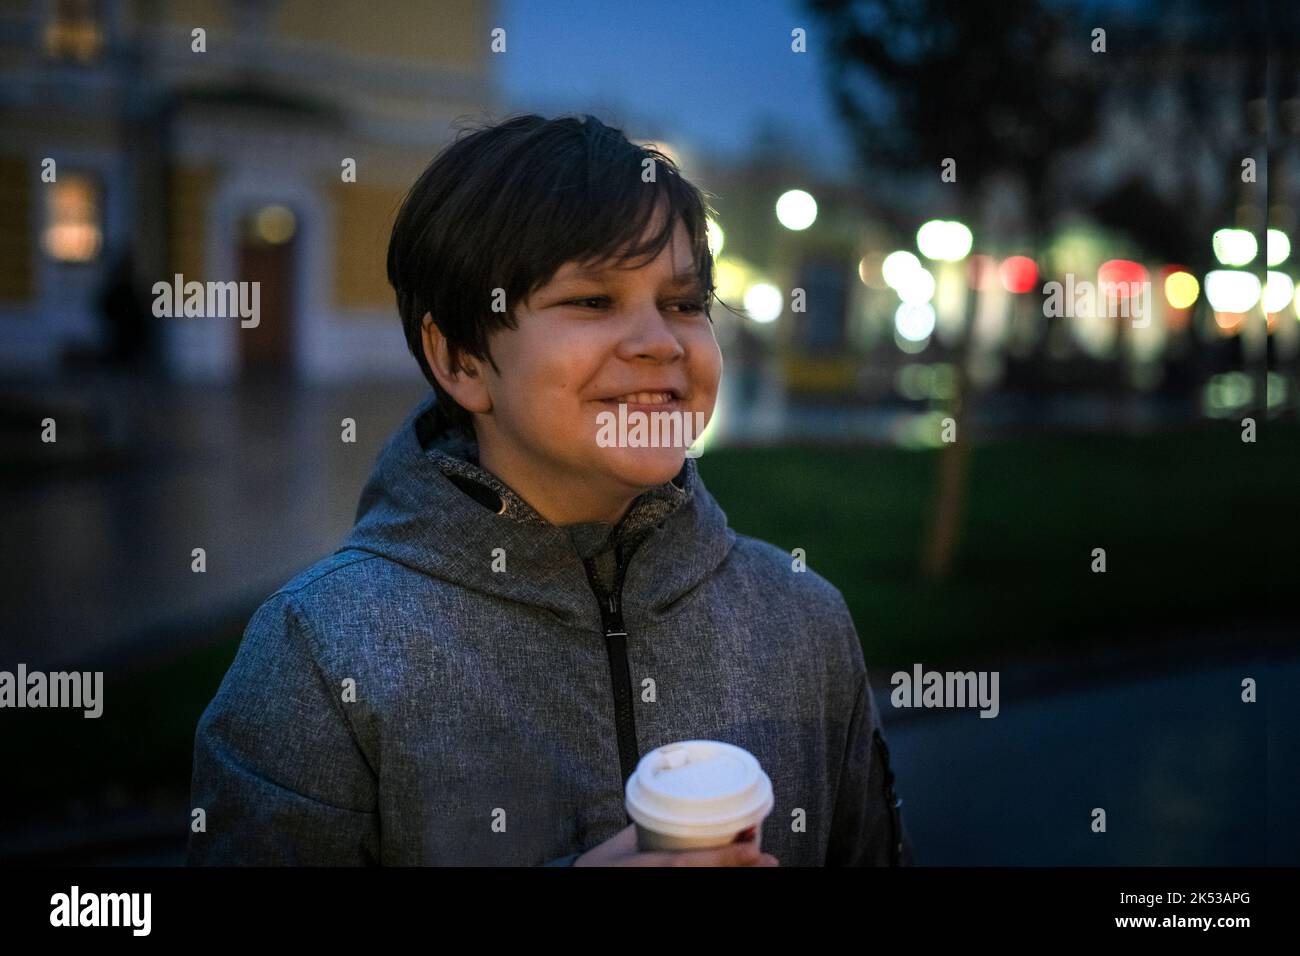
top-left (581, 543), bottom-right (641, 797)
top-left (872, 727), bottom-right (905, 866)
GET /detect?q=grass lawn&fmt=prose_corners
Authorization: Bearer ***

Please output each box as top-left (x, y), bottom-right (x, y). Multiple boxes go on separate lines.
top-left (4, 424), bottom-right (1296, 821)
top-left (699, 423), bottom-right (1298, 669)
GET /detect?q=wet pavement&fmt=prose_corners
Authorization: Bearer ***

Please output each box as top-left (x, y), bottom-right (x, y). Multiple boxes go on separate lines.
top-left (881, 645), bottom-right (1298, 865)
top-left (3, 373), bottom-right (430, 669)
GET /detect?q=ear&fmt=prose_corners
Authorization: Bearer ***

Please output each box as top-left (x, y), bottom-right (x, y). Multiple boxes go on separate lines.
top-left (420, 313), bottom-right (492, 414)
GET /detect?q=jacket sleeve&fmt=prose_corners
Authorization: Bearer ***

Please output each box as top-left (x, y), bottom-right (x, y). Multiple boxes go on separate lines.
top-left (825, 666), bottom-right (916, 866)
top-left (186, 591), bottom-right (382, 865)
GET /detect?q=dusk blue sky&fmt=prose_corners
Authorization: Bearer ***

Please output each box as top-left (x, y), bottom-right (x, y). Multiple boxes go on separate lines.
top-left (494, 0), bottom-right (1165, 184)
top-left (497, 0), bottom-right (860, 182)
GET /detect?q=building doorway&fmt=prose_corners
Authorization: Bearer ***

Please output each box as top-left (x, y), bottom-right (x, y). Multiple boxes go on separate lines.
top-left (237, 203), bottom-right (297, 380)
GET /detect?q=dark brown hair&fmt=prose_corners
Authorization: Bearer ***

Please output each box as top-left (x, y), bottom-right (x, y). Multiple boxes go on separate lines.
top-left (387, 113), bottom-right (718, 437)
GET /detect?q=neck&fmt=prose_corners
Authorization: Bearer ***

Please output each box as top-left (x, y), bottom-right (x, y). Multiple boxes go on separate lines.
top-left (475, 431), bottom-right (639, 527)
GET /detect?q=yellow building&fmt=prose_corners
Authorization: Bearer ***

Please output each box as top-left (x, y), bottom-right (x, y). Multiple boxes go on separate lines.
top-left (0, 0), bottom-right (498, 379)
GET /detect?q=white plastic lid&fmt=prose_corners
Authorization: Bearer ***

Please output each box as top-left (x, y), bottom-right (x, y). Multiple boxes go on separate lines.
top-left (625, 740), bottom-right (774, 838)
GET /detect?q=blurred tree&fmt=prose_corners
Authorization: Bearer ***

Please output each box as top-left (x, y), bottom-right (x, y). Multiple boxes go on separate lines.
top-left (808, 0), bottom-right (1108, 579)
top-left (809, 0), bottom-right (1104, 233)
top-left (810, 0), bottom-right (1270, 260)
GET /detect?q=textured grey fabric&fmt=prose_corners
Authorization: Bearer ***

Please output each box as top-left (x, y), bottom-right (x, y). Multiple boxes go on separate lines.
top-left (187, 391), bottom-right (913, 866)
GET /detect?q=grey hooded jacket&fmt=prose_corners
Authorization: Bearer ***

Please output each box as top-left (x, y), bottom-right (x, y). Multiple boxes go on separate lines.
top-left (187, 392), bottom-right (913, 866)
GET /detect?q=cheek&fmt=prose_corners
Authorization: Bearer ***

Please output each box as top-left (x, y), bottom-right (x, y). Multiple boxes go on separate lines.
top-left (501, 329), bottom-right (603, 429)
top-left (689, 333), bottom-right (724, 394)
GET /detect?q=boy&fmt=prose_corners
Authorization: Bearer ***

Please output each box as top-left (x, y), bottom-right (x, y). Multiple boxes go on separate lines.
top-left (187, 113), bottom-right (913, 866)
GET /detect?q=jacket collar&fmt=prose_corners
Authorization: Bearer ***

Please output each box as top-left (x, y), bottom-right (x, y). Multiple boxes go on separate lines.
top-left (339, 392), bottom-right (735, 633)
top-left (417, 403), bottom-right (693, 557)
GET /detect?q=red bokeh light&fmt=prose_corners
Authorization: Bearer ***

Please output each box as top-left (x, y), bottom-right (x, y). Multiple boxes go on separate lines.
top-left (999, 255), bottom-right (1038, 293)
top-left (1097, 259), bottom-right (1148, 291)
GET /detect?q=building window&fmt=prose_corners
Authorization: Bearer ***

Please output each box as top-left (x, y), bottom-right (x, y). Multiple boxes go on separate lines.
top-left (42, 173), bottom-right (103, 263)
top-left (44, 0), bottom-right (104, 63)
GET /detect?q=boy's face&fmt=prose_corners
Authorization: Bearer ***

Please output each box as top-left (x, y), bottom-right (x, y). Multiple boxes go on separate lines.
top-left (471, 216), bottom-right (722, 520)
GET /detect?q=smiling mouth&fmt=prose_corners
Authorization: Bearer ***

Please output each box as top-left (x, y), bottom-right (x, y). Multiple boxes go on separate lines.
top-left (599, 391), bottom-right (680, 406)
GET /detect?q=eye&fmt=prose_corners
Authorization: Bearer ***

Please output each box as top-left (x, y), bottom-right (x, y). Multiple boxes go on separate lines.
top-left (562, 296), bottom-right (707, 315)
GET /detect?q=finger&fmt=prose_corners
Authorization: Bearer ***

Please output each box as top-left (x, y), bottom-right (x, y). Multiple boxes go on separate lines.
top-left (673, 840), bottom-right (764, 867)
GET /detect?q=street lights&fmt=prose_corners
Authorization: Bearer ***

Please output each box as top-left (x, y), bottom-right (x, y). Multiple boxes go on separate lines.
top-left (775, 189), bottom-right (817, 231)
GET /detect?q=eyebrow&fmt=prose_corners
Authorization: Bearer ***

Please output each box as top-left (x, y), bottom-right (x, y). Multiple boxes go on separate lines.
top-left (553, 265), bottom-right (702, 289)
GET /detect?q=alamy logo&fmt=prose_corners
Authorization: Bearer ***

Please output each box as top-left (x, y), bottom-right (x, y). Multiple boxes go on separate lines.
top-left (1042, 274), bottom-right (1151, 328)
top-left (0, 664), bottom-right (103, 718)
top-left (890, 664), bottom-right (1000, 718)
top-left (50, 886), bottom-right (151, 936)
top-left (152, 273), bottom-right (260, 327)
top-left (596, 403), bottom-right (707, 458)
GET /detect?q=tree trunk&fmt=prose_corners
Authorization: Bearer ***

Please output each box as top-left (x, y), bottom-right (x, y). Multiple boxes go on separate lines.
top-left (920, 283), bottom-right (976, 581)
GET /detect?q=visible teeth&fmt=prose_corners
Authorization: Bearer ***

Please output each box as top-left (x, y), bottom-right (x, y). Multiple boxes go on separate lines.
top-left (612, 391), bottom-right (673, 404)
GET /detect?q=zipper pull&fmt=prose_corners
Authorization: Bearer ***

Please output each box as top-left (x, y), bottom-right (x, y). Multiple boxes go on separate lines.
top-left (603, 592), bottom-right (628, 639)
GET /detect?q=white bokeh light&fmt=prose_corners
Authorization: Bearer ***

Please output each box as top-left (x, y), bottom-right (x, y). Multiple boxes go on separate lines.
top-left (916, 220), bottom-right (973, 261)
top-left (1212, 229), bottom-right (1257, 267)
top-left (896, 266), bottom-right (936, 305)
top-left (1204, 270), bottom-right (1262, 313)
top-left (1266, 229), bottom-right (1290, 267)
top-left (706, 218), bottom-right (725, 257)
top-left (894, 302), bottom-right (936, 342)
top-left (1263, 271), bottom-right (1295, 313)
top-left (775, 190), bottom-right (817, 231)
top-left (881, 250), bottom-right (923, 290)
top-left (743, 282), bottom-right (783, 323)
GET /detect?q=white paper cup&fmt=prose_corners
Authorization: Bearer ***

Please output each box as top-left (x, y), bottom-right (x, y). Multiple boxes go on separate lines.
top-left (625, 740), bottom-right (774, 852)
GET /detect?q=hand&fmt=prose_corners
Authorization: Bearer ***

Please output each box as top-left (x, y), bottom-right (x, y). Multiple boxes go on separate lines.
top-left (572, 824), bottom-right (780, 867)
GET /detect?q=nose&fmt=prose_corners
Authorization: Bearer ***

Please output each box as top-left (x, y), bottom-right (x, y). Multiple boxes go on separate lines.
top-left (615, 300), bottom-right (686, 363)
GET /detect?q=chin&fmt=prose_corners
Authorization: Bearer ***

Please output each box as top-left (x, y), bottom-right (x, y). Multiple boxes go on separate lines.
top-left (598, 446), bottom-right (688, 489)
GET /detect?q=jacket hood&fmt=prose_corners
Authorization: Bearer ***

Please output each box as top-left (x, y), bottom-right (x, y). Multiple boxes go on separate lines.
top-left (337, 392), bottom-right (736, 633)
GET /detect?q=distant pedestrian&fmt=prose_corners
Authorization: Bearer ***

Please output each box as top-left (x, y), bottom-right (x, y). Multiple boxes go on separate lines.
top-left (96, 249), bottom-right (159, 374)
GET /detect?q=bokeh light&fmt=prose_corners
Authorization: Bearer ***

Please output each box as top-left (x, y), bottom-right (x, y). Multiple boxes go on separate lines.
top-left (1204, 270), bottom-right (1261, 313)
top-left (999, 256), bottom-right (1038, 293)
top-left (1212, 228), bottom-right (1257, 267)
top-left (1266, 229), bottom-right (1290, 267)
top-left (253, 204), bottom-right (296, 244)
top-left (743, 282), bottom-right (783, 323)
top-left (1164, 271), bottom-right (1200, 309)
top-left (916, 220), bottom-right (973, 261)
top-left (1098, 259), bottom-right (1148, 289)
top-left (882, 250), bottom-right (923, 290)
top-left (775, 189), bottom-right (817, 230)
top-left (706, 218), bottom-right (725, 257)
top-left (896, 265), bottom-right (937, 305)
top-left (1263, 271), bottom-right (1294, 314)
top-left (895, 302), bottom-right (936, 342)
top-left (858, 251), bottom-right (888, 289)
